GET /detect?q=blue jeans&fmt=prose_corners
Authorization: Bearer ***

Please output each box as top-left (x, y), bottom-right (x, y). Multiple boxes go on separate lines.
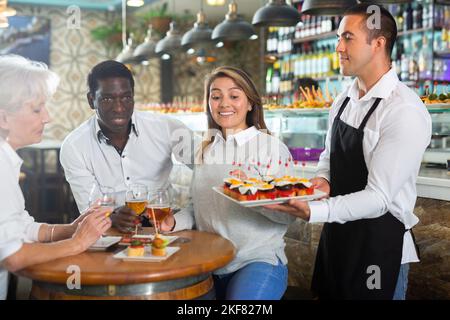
top-left (393, 263), bottom-right (409, 300)
top-left (213, 260), bottom-right (288, 300)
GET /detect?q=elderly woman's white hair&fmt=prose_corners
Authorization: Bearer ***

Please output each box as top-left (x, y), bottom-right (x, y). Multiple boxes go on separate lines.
top-left (0, 55), bottom-right (60, 113)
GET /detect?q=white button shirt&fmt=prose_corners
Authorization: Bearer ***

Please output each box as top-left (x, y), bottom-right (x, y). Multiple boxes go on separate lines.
top-left (0, 139), bottom-right (42, 300)
top-left (310, 68), bottom-right (432, 264)
top-left (60, 111), bottom-right (194, 212)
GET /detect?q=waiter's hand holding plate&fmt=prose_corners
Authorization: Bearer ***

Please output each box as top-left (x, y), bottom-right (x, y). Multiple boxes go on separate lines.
top-left (264, 177), bottom-right (330, 221)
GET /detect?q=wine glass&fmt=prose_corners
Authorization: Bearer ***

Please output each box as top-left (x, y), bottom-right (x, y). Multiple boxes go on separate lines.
top-left (125, 184), bottom-right (148, 234)
top-left (146, 189), bottom-right (171, 235)
top-left (88, 184), bottom-right (116, 216)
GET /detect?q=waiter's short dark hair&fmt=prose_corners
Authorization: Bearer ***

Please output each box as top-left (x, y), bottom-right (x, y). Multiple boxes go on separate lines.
top-left (344, 3), bottom-right (397, 60)
top-left (87, 60), bottom-right (135, 94)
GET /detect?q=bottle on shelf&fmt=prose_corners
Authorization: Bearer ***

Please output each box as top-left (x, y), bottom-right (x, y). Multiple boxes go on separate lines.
top-left (418, 35), bottom-right (433, 80)
top-left (403, 3), bottom-right (413, 32)
top-left (396, 6), bottom-right (404, 31)
top-left (409, 41), bottom-right (419, 82)
top-left (413, 3), bottom-right (423, 30)
top-left (272, 62), bottom-right (281, 94)
top-left (266, 66), bottom-right (273, 94)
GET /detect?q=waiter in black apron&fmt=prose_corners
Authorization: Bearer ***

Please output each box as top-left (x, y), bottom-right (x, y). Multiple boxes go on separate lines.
top-left (267, 4), bottom-right (431, 300)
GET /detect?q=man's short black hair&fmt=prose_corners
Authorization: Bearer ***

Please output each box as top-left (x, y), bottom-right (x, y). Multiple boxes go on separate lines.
top-left (344, 3), bottom-right (397, 60)
top-left (87, 60), bottom-right (135, 94)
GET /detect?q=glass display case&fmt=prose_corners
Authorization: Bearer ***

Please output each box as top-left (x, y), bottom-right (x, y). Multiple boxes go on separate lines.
top-left (424, 108), bottom-right (450, 165)
top-left (163, 105), bottom-right (450, 166)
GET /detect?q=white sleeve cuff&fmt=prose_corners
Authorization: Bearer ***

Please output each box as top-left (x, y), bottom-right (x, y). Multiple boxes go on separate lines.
top-left (172, 209), bottom-right (195, 232)
top-left (316, 172), bottom-right (330, 183)
top-left (308, 200), bottom-right (330, 223)
top-left (0, 241), bottom-right (23, 261)
top-left (24, 222), bottom-right (42, 243)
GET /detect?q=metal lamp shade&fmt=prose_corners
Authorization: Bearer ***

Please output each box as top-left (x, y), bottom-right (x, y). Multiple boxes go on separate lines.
top-left (155, 22), bottom-right (182, 55)
top-left (116, 35), bottom-right (138, 64)
top-left (301, 0), bottom-right (357, 16)
top-left (181, 11), bottom-right (213, 49)
top-left (252, 0), bottom-right (301, 27)
top-left (212, 17), bottom-right (256, 41)
top-left (133, 26), bottom-right (158, 62)
top-left (212, 1), bottom-right (256, 42)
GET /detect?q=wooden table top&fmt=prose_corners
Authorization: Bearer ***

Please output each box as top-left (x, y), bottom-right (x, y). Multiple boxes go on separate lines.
top-left (17, 229), bottom-right (236, 286)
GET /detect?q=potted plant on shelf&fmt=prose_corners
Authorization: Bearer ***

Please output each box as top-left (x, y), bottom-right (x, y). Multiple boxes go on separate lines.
top-left (136, 2), bottom-right (172, 36)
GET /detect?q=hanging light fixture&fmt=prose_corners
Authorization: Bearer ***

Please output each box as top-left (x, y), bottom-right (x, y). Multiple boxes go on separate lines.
top-left (301, 0), bottom-right (357, 16)
top-left (252, 0), bottom-right (301, 27)
top-left (115, 0), bottom-right (137, 64)
top-left (212, 1), bottom-right (257, 43)
top-left (181, 1), bottom-right (213, 53)
top-left (127, 0), bottom-right (144, 7)
top-left (133, 25), bottom-right (158, 64)
top-left (116, 33), bottom-right (138, 64)
top-left (155, 21), bottom-right (182, 57)
top-left (155, 0), bottom-right (182, 59)
top-left (206, 0), bottom-right (226, 6)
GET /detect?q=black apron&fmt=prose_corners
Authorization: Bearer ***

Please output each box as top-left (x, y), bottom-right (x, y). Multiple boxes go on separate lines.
top-left (311, 97), bottom-right (409, 300)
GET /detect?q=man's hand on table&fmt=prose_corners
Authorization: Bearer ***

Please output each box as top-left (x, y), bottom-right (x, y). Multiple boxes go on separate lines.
top-left (111, 206), bottom-right (140, 233)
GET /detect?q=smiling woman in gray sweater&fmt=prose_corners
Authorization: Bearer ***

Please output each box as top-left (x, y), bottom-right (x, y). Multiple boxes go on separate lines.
top-left (161, 66), bottom-right (296, 300)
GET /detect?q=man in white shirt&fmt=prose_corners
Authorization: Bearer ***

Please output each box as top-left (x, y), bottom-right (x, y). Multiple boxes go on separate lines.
top-left (60, 60), bottom-right (194, 233)
top-left (268, 4), bottom-right (431, 299)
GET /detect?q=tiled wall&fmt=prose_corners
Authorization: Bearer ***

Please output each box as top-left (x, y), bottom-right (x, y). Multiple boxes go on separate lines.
top-left (13, 5), bottom-right (161, 142)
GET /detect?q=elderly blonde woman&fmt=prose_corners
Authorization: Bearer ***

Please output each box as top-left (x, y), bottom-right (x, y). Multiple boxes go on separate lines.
top-left (0, 55), bottom-right (112, 300)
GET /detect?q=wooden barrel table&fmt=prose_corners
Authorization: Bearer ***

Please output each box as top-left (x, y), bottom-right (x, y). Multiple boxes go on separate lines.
top-left (16, 229), bottom-right (236, 300)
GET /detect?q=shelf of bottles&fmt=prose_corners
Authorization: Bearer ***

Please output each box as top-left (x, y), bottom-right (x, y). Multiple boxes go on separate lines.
top-left (264, 0), bottom-right (450, 106)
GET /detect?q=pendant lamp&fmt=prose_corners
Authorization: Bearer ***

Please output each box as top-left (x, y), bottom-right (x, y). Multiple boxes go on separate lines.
top-left (133, 25), bottom-right (158, 63)
top-left (155, 21), bottom-right (182, 56)
top-left (181, 7), bottom-right (213, 51)
top-left (212, 1), bottom-right (257, 42)
top-left (116, 34), bottom-right (138, 64)
top-left (252, 0), bottom-right (301, 27)
top-left (301, 0), bottom-right (357, 16)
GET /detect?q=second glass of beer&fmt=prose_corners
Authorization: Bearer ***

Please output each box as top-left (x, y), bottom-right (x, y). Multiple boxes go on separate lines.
top-left (146, 189), bottom-right (171, 234)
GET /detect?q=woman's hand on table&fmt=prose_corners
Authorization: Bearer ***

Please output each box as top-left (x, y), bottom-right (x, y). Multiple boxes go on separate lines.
top-left (110, 206), bottom-right (140, 233)
top-left (72, 208), bottom-right (112, 252)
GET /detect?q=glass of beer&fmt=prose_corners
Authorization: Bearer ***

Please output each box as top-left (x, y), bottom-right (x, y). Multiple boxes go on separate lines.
top-left (126, 184), bottom-right (148, 215)
top-left (146, 189), bottom-right (171, 234)
top-left (126, 184), bottom-right (148, 234)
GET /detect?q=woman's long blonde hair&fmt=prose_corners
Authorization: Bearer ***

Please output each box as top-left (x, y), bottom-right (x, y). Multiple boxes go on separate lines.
top-left (199, 66), bottom-right (268, 161)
